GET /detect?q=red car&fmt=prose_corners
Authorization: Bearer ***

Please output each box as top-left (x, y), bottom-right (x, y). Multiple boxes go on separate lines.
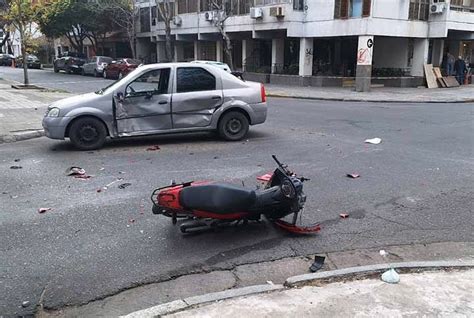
top-left (103, 58), bottom-right (141, 79)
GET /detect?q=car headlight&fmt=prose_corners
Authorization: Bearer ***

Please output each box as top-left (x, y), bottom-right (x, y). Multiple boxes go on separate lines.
top-left (47, 107), bottom-right (60, 117)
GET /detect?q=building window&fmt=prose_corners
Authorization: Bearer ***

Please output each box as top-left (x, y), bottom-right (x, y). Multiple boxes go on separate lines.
top-left (139, 7), bottom-right (151, 32)
top-left (293, 0), bottom-right (304, 11)
top-left (178, 0), bottom-right (198, 13)
top-left (334, 0), bottom-right (371, 19)
top-left (450, 0), bottom-right (474, 12)
top-left (408, 0), bottom-right (429, 21)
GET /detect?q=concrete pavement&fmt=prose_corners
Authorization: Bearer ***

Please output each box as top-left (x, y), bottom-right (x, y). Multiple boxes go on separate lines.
top-left (163, 268), bottom-right (474, 318)
top-left (0, 79), bottom-right (71, 143)
top-left (266, 83), bottom-right (474, 103)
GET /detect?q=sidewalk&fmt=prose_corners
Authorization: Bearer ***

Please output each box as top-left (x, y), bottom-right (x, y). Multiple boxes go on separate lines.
top-left (265, 84), bottom-right (474, 103)
top-left (164, 268), bottom-right (474, 317)
top-left (0, 80), bottom-right (71, 143)
top-left (40, 242), bottom-right (474, 318)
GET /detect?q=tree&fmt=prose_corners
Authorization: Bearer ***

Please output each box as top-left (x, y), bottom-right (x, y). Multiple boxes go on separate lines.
top-left (105, 0), bottom-right (138, 59)
top-left (156, 0), bottom-right (174, 62)
top-left (209, 0), bottom-right (234, 69)
top-left (0, 0), bottom-right (11, 52)
top-left (1, 0), bottom-right (43, 85)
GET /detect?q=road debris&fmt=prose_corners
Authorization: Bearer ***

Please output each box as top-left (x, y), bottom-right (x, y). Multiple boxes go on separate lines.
top-left (14, 159), bottom-right (20, 162)
top-left (339, 213), bottom-right (349, 218)
top-left (146, 145), bottom-right (160, 151)
top-left (21, 301), bottom-right (30, 308)
top-left (118, 183), bottom-right (132, 189)
top-left (381, 268), bottom-right (400, 284)
top-left (10, 166), bottom-right (22, 169)
top-left (66, 166), bottom-right (86, 176)
top-left (38, 207), bottom-right (52, 214)
top-left (309, 255), bottom-right (326, 272)
top-left (101, 178), bottom-right (124, 191)
top-left (74, 175), bottom-right (92, 180)
top-left (129, 218), bottom-right (135, 223)
top-left (346, 173), bottom-right (360, 179)
top-left (365, 138), bottom-right (382, 144)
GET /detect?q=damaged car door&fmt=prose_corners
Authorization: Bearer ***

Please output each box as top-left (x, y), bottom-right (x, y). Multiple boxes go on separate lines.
top-left (171, 66), bottom-right (223, 128)
top-left (114, 68), bottom-right (172, 135)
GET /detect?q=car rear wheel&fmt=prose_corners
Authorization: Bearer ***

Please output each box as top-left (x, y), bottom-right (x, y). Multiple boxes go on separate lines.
top-left (69, 117), bottom-right (107, 150)
top-left (53, 65), bottom-right (59, 73)
top-left (218, 111), bottom-right (249, 141)
top-left (93, 69), bottom-right (98, 77)
top-left (81, 68), bottom-right (85, 76)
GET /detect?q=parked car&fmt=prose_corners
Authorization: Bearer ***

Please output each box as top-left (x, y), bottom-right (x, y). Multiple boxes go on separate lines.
top-left (81, 56), bottom-right (113, 77)
top-left (42, 62), bottom-right (267, 150)
top-left (0, 53), bottom-right (15, 66)
top-left (15, 54), bottom-right (41, 69)
top-left (53, 52), bottom-right (87, 74)
top-left (103, 58), bottom-right (141, 79)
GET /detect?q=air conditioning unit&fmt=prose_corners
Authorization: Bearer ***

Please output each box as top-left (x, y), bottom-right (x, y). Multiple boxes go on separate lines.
top-left (250, 7), bottom-right (263, 19)
top-left (430, 3), bottom-right (445, 14)
top-left (269, 6), bottom-right (285, 18)
top-left (173, 16), bottom-right (182, 26)
top-left (204, 11), bottom-right (214, 21)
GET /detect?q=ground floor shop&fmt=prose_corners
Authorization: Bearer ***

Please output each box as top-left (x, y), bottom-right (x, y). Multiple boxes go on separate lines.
top-left (136, 31), bottom-right (473, 90)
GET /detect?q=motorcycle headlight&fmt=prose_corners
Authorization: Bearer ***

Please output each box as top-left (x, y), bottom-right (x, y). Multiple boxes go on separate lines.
top-left (47, 107), bottom-right (60, 117)
top-left (281, 179), bottom-right (296, 199)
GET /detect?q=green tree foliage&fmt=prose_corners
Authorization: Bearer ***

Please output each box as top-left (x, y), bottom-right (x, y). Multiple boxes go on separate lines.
top-left (37, 0), bottom-right (121, 55)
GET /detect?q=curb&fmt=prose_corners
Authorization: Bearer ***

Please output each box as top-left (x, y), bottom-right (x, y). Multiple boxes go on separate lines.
top-left (120, 284), bottom-right (283, 317)
top-left (0, 130), bottom-right (45, 144)
top-left (120, 260), bottom-right (473, 317)
top-left (267, 93), bottom-right (474, 104)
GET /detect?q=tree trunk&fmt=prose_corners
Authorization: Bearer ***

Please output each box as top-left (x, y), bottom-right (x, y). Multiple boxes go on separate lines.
top-left (165, 24), bottom-right (172, 62)
top-left (223, 34), bottom-right (233, 70)
top-left (18, 24), bottom-right (29, 85)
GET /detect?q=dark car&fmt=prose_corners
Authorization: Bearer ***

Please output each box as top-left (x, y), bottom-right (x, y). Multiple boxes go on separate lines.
top-left (103, 58), bottom-right (141, 79)
top-left (16, 54), bottom-right (41, 69)
top-left (0, 53), bottom-right (15, 66)
top-left (53, 52), bottom-right (87, 74)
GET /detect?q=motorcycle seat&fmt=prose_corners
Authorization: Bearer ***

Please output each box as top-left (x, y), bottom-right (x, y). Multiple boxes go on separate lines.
top-left (179, 183), bottom-right (257, 214)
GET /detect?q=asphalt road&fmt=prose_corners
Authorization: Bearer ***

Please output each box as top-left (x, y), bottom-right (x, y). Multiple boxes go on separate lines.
top-left (0, 66), bottom-right (115, 94)
top-left (1, 70), bottom-right (474, 316)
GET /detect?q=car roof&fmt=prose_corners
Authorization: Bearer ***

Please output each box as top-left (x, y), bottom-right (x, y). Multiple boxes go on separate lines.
top-left (138, 62), bottom-right (228, 71)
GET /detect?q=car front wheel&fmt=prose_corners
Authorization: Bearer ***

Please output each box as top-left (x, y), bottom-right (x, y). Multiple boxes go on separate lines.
top-left (218, 111), bottom-right (249, 141)
top-left (69, 117), bottom-right (107, 150)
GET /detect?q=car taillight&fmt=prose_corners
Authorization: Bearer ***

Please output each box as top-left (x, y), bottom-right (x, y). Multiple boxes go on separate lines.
top-left (261, 83), bottom-right (266, 103)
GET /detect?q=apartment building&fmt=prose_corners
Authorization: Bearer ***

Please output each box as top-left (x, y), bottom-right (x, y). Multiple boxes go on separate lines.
top-left (136, 0), bottom-right (473, 90)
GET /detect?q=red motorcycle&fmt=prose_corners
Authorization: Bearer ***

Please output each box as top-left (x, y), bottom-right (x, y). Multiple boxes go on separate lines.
top-left (151, 156), bottom-right (320, 234)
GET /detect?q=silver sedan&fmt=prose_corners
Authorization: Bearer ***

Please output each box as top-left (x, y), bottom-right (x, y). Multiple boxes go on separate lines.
top-left (42, 63), bottom-right (267, 150)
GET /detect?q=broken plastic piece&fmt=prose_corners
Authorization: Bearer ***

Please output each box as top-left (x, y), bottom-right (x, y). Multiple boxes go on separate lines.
top-left (10, 166), bottom-right (22, 169)
top-left (38, 207), bottom-right (51, 214)
top-left (274, 220), bottom-right (321, 234)
top-left (66, 166), bottom-right (86, 176)
top-left (310, 255), bottom-right (326, 272)
top-left (339, 213), bottom-right (349, 218)
top-left (346, 173), bottom-right (360, 179)
top-left (381, 268), bottom-right (400, 284)
top-left (146, 145), bottom-right (160, 151)
top-left (118, 183), bottom-right (132, 189)
top-left (365, 138), bottom-right (382, 144)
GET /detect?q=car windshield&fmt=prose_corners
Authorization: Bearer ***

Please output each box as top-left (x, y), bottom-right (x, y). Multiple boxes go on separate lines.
top-left (126, 59), bottom-right (141, 65)
top-left (94, 67), bottom-right (144, 95)
top-left (99, 57), bottom-right (113, 63)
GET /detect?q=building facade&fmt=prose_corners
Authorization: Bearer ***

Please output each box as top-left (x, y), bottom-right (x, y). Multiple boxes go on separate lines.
top-left (136, 0), bottom-right (473, 89)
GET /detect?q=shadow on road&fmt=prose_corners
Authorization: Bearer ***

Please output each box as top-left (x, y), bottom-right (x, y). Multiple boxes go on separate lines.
top-left (47, 130), bottom-right (269, 152)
